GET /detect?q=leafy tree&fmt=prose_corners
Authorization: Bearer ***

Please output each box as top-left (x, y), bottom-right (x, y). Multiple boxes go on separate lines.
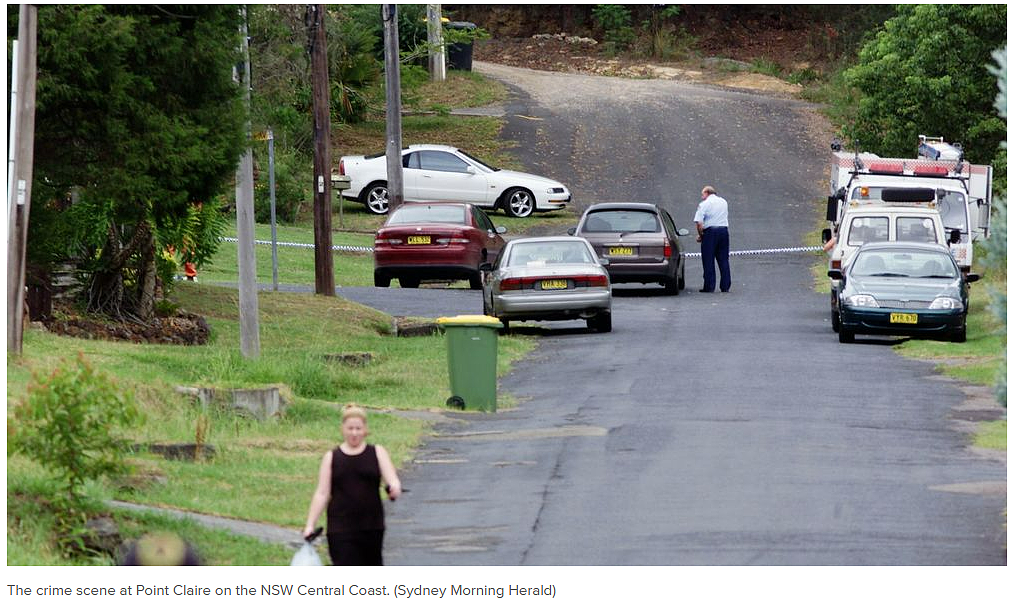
top-left (843, 5), bottom-right (1006, 166)
top-left (981, 47), bottom-right (1006, 407)
top-left (16, 5), bottom-right (245, 320)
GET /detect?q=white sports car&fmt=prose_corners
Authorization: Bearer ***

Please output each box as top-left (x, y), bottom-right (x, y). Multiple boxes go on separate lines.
top-left (338, 144), bottom-right (571, 217)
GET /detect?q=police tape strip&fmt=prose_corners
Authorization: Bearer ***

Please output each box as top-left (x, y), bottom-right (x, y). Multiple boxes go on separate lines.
top-left (218, 237), bottom-right (823, 258)
top-left (219, 237), bottom-right (374, 253)
top-left (683, 246), bottom-right (822, 258)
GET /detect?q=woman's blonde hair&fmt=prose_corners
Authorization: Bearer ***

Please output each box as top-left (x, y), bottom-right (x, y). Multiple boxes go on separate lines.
top-left (341, 404), bottom-right (367, 424)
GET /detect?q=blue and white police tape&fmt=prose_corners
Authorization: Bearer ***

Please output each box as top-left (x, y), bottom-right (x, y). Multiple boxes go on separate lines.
top-left (219, 236), bottom-right (374, 253)
top-left (682, 245), bottom-right (822, 258)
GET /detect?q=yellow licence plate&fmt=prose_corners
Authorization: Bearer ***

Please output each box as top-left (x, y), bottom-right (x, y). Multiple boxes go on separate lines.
top-left (889, 313), bottom-right (918, 324)
top-left (407, 236), bottom-right (431, 245)
top-left (608, 247), bottom-right (634, 256)
top-left (541, 279), bottom-right (568, 290)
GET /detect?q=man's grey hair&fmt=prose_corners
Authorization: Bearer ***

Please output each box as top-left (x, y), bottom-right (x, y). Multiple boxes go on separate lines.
top-left (702, 185), bottom-right (716, 195)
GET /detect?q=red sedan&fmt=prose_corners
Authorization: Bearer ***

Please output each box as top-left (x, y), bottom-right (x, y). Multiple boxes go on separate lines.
top-left (374, 203), bottom-right (508, 289)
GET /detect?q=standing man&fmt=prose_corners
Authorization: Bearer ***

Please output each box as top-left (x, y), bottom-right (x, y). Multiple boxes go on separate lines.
top-left (694, 185), bottom-right (731, 293)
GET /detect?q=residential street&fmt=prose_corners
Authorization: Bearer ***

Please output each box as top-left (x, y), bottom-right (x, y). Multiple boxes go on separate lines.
top-left (342, 62), bottom-right (1006, 565)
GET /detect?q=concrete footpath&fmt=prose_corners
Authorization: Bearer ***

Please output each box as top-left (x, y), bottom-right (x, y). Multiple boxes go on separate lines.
top-left (108, 500), bottom-right (303, 549)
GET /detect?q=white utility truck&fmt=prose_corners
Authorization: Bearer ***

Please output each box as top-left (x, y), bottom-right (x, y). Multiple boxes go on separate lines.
top-left (824, 135), bottom-right (993, 274)
top-left (822, 136), bottom-right (992, 333)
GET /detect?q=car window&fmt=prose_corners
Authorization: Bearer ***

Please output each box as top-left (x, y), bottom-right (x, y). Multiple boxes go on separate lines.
top-left (418, 151), bottom-right (470, 173)
top-left (404, 152), bottom-right (420, 169)
top-left (936, 190), bottom-right (968, 231)
top-left (583, 210), bottom-right (660, 233)
top-left (386, 204), bottom-right (467, 225)
top-left (506, 241), bottom-right (595, 266)
top-left (458, 149), bottom-right (499, 172)
top-left (472, 207), bottom-right (495, 231)
top-left (896, 217), bottom-right (937, 243)
top-left (660, 209), bottom-right (677, 235)
top-left (846, 216), bottom-right (889, 246)
top-left (851, 250), bottom-right (958, 278)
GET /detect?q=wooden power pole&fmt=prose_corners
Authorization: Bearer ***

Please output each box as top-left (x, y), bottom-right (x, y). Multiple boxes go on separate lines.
top-left (6, 4), bottom-right (37, 356)
top-left (308, 4), bottom-right (335, 295)
top-left (236, 7), bottom-right (261, 358)
top-left (427, 4), bottom-right (446, 82)
top-left (382, 4), bottom-right (404, 213)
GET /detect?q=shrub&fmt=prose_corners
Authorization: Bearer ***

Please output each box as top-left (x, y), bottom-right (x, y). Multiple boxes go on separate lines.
top-left (9, 354), bottom-right (141, 543)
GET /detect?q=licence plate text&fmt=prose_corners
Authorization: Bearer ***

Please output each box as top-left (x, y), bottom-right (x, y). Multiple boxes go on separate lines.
top-left (541, 279), bottom-right (568, 290)
top-left (608, 247), bottom-right (634, 256)
top-left (889, 313), bottom-right (918, 324)
top-left (407, 236), bottom-right (431, 245)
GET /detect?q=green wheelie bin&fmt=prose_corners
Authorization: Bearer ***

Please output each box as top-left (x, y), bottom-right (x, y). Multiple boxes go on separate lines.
top-left (436, 315), bottom-right (503, 412)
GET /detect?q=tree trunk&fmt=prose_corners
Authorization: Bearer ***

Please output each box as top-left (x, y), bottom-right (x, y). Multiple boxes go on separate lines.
top-left (134, 225), bottom-right (157, 322)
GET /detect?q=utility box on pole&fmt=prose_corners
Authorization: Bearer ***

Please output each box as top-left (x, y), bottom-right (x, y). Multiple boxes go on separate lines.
top-left (383, 4), bottom-right (404, 213)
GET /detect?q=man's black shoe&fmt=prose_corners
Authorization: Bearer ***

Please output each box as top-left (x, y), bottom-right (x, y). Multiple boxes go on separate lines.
top-left (698, 289), bottom-right (714, 293)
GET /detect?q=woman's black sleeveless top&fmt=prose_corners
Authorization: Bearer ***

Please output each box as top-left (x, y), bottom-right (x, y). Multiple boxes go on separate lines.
top-left (326, 444), bottom-right (384, 533)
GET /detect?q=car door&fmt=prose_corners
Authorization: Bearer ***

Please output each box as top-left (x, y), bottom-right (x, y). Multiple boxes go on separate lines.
top-left (472, 206), bottom-right (506, 263)
top-left (415, 150), bottom-right (490, 204)
top-left (400, 151), bottom-right (423, 202)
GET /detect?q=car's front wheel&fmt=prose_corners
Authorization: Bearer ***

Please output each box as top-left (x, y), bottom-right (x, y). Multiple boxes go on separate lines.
top-left (831, 308), bottom-right (840, 333)
top-left (503, 188), bottom-right (535, 218)
top-left (838, 325), bottom-right (854, 343)
top-left (362, 182), bottom-right (389, 215)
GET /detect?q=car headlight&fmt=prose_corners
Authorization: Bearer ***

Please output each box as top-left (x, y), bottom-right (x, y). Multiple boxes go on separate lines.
top-left (842, 294), bottom-right (878, 308)
top-left (929, 296), bottom-right (963, 310)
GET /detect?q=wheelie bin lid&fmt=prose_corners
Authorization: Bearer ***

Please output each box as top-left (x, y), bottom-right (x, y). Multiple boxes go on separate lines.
top-left (437, 315), bottom-right (503, 328)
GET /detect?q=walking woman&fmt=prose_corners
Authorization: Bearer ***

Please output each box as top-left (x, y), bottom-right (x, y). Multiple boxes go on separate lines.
top-left (303, 404), bottom-right (401, 565)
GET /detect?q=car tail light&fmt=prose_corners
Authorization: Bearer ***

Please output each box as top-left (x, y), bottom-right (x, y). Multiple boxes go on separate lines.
top-left (663, 239), bottom-right (672, 258)
top-left (339, 159), bottom-right (346, 176)
top-left (436, 237), bottom-right (469, 245)
top-left (830, 259), bottom-right (841, 270)
top-left (374, 233), bottom-right (403, 246)
top-left (572, 274), bottom-right (609, 287)
top-left (500, 277), bottom-right (529, 291)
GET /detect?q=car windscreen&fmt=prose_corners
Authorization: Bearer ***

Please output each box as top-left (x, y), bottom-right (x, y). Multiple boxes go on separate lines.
top-left (458, 150), bottom-right (499, 172)
top-left (582, 210), bottom-right (660, 233)
top-left (851, 249), bottom-right (958, 279)
top-left (506, 241), bottom-right (595, 267)
top-left (850, 186), bottom-right (968, 231)
top-left (386, 204), bottom-right (467, 225)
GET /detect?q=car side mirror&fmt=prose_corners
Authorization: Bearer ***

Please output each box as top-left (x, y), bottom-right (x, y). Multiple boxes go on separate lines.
top-left (822, 228), bottom-right (832, 244)
top-left (965, 273), bottom-right (981, 283)
top-left (466, 166), bottom-right (476, 175)
top-left (598, 257), bottom-right (610, 266)
top-left (677, 228), bottom-right (689, 236)
top-left (495, 226), bottom-right (507, 235)
top-left (479, 262), bottom-right (493, 272)
top-left (567, 227), bottom-right (576, 236)
top-left (827, 269), bottom-right (844, 281)
top-left (949, 229), bottom-right (961, 244)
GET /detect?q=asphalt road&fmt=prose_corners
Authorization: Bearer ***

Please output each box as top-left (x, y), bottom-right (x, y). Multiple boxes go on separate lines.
top-left (344, 63), bottom-right (1006, 565)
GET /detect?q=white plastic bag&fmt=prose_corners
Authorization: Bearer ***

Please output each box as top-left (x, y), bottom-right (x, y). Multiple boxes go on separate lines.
top-left (290, 541), bottom-right (323, 566)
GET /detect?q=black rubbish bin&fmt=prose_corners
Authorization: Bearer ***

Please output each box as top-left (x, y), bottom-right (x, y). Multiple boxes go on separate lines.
top-left (445, 21), bottom-right (477, 71)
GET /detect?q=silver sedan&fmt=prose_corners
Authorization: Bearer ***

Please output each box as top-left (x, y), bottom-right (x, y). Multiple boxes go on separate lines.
top-left (481, 236), bottom-right (612, 332)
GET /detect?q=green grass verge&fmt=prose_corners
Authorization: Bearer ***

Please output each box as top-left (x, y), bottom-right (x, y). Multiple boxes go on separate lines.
top-left (7, 284), bottom-right (536, 564)
top-left (973, 420), bottom-right (1007, 451)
